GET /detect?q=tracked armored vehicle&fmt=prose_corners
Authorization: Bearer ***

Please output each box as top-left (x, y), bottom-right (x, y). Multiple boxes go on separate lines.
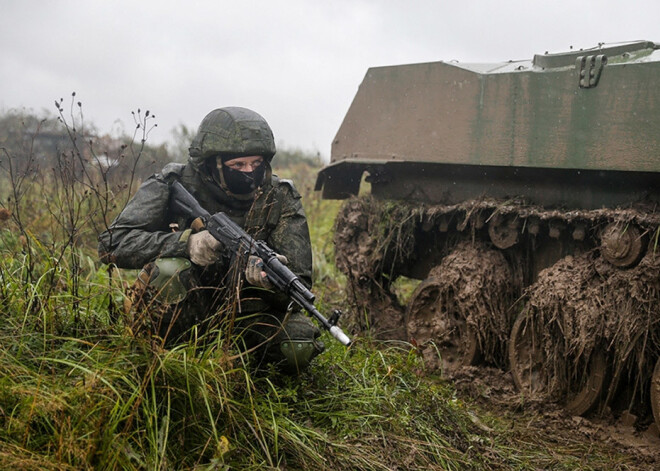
top-left (316, 41), bottom-right (660, 430)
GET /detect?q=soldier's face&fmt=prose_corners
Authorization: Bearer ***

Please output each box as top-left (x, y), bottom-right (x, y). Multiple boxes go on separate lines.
top-left (218, 155), bottom-right (264, 173)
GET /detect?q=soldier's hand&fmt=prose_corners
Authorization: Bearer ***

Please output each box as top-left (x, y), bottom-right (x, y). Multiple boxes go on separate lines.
top-left (245, 255), bottom-right (272, 288)
top-left (273, 253), bottom-right (288, 265)
top-left (245, 254), bottom-right (287, 288)
top-left (187, 230), bottom-right (222, 266)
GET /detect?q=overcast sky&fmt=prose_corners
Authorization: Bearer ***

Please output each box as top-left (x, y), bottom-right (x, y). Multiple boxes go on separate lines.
top-left (1, 0), bottom-right (658, 159)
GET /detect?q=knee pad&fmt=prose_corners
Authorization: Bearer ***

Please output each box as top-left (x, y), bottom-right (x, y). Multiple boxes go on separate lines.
top-left (279, 339), bottom-right (324, 371)
top-left (276, 312), bottom-right (325, 371)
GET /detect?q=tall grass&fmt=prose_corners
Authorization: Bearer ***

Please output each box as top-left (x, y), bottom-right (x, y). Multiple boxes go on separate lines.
top-left (0, 109), bottom-right (646, 470)
top-left (1, 123), bottom-right (490, 469)
top-left (0, 253), bottom-right (491, 469)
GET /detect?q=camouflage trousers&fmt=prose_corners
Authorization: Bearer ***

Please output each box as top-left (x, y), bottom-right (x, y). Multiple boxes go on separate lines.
top-left (124, 257), bottom-right (324, 372)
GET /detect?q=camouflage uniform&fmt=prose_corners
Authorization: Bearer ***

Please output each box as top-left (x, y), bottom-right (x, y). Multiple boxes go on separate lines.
top-left (98, 107), bottom-right (323, 371)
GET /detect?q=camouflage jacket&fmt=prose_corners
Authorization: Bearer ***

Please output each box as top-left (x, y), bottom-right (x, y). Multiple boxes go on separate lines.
top-left (98, 161), bottom-right (313, 287)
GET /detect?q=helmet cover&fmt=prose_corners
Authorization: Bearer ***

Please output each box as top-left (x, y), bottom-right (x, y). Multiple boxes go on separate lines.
top-left (189, 107), bottom-right (276, 163)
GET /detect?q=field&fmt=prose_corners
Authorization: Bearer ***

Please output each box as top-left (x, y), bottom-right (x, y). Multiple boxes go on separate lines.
top-left (0, 115), bottom-right (658, 469)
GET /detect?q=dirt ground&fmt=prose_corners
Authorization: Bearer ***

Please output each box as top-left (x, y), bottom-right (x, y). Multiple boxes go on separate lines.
top-left (418, 247), bottom-right (660, 469)
top-left (447, 365), bottom-right (660, 469)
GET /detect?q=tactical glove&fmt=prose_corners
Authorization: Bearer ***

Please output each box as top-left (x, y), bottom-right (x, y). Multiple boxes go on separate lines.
top-left (187, 230), bottom-right (222, 266)
top-left (245, 254), bottom-right (288, 289)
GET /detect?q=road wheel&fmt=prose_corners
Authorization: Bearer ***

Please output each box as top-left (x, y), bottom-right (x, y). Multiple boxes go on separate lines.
top-left (600, 222), bottom-right (646, 268)
top-left (488, 212), bottom-right (521, 249)
top-left (509, 311), bottom-right (607, 416)
top-left (406, 278), bottom-right (480, 372)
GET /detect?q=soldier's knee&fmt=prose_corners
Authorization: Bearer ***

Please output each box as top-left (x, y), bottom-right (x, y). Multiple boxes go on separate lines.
top-left (126, 257), bottom-right (199, 342)
top-left (276, 312), bottom-right (325, 373)
top-left (140, 257), bottom-right (194, 304)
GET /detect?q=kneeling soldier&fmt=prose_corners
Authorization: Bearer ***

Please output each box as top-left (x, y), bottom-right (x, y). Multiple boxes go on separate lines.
top-left (98, 107), bottom-right (324, 372)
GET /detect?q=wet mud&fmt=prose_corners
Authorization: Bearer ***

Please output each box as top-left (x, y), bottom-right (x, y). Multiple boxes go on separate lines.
top-left (406, 241), bottom-right (520, 370)
top-left (520, 247), bottom-right (660, 413)
top-left (334, 195), bottom-right (660, 449)
top-left (448, 365), bottom-right (660, 469)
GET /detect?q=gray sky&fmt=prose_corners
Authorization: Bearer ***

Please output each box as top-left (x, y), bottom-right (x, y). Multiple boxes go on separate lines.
top-left (1, 0), bottom-right (658, 159)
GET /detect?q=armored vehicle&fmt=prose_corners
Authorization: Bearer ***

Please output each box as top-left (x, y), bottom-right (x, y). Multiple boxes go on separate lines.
top-left (316, 41), bottom-right (660, 430)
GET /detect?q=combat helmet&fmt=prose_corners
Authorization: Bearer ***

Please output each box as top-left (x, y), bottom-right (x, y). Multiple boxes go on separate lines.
top-left (188, 107), bottom-right (276, 164)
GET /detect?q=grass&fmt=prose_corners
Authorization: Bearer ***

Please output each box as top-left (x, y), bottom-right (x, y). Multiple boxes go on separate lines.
top-left (0, 158), bottom-right (650, 470)
top-left (0, 316), bottom-right (488, 469)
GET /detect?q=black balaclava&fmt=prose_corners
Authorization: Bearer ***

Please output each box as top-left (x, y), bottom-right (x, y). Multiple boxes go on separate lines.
top-left (220, 157), bottom-right (267, 195)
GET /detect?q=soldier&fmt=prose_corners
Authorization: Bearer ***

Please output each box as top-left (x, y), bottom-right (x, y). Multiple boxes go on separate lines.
top-left (98, 107), bottom-right (324, 372)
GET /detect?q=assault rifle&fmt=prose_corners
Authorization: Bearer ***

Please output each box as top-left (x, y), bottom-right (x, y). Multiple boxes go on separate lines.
top-left (170, 180), bottom-right (352, 346)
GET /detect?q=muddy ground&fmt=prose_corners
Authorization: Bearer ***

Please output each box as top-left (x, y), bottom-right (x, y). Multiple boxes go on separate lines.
top-left (412, 248), bottom-right (660, 469)
top-left (448, 365), bottom-right (660, 469)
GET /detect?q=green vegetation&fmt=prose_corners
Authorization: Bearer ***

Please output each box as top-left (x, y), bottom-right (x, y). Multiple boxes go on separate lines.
top-left (0, 107), bottom-right (646, 469)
